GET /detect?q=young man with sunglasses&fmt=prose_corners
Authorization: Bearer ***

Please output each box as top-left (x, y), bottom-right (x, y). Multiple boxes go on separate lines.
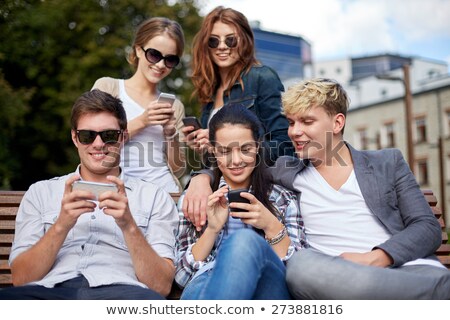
top-left (92, 17), bottom-right (186, 194)
top-left (0, 90), bottom-right (178, 300)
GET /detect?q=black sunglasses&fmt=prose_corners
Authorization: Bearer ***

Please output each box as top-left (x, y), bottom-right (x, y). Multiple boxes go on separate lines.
top-left (141, 47), bottom-right (180, 68)
top-left (208, 36), bottom-right (238, 49)
top-left (76, 130), bottom-right (123, 145)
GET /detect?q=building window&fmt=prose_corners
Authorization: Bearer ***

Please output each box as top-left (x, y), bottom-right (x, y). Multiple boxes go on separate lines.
top-left (445, 110), bottom-right (450, 137)
top-left (414, 117), bottom-right (427, 143)
top-left (319, 69), bottom-right (325, 76)
top-left (380, 88), bottom-right (387, 98)
top-left (416, 158), bottom-right (429, 185)
top-left (375, 132), bottom-right (381, 149)
top-left (384, 122), bottom-right (395, 148)
top-left (357, 129), bottom-right (369, 150)
top-left (446, 154), bottom-right (450, 182)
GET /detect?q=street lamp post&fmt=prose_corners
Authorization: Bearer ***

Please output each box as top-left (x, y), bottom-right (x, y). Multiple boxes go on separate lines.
top-left (376, 64), bottom-right (415, 171)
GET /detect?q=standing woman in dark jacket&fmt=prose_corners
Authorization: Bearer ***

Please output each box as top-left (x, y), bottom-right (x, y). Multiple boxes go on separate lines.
top-left (182, 6), bottom-right (294, 164)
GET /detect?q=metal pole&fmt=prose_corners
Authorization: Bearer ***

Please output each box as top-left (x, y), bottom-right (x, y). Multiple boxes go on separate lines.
top-left (403, 64), bottom-right (415, 171)
top-left (438, 136), bottom-right (446, 221)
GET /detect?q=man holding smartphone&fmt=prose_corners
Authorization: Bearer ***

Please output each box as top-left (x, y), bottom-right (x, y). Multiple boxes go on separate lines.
top-left (0, 90), bottom-right (178, 300)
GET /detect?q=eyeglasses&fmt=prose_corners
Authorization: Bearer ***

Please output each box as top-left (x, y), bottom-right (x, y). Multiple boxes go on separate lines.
top-left (76, 130), bottom-right (123, 145)
top-left (207, 36), bottom-right (238, 49)
top-left (141, 47), bottom-right (180, 68)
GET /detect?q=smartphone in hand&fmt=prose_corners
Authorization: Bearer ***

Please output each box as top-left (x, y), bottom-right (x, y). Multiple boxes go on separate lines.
top-left (182, 116), bottom-right (202, 131)
top-left (157, 93), bottom-right (176, 107)
top-left (72, 181), bottom-right (118, 200)
top-left (228, 188), bottom-right (251, 214)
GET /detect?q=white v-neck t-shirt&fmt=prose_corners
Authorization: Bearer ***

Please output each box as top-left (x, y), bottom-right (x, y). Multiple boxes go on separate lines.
top-left (294, 165), bottom-right (445, 268)
top-left (294, 165), bottom-right (392, 256)
top-left (118, 80), bottom-right (179, 192)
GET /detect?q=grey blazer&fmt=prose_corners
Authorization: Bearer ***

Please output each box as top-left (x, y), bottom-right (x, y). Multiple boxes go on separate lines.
top-left (269, 143), bottom-right (442, 267)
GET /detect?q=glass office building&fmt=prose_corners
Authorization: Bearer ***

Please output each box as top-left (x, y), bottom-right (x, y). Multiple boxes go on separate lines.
top-left (252, 25), bottom-right (312, 82)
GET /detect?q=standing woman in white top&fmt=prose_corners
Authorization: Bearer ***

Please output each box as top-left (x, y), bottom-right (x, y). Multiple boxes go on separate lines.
top-left (92, 17), bottom-right (186, 193)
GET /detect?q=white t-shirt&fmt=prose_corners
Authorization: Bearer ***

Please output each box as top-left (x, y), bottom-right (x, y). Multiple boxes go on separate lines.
top-left (294, 165), bottom-right (444, 268)
top-left (118, 80), bottom-right (179, 193)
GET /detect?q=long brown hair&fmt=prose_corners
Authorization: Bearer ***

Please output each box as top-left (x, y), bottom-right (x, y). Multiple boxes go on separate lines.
top-left (127, 17), bottom-right (185, 69)
top-left (191, 6), bottom-right (259, 104)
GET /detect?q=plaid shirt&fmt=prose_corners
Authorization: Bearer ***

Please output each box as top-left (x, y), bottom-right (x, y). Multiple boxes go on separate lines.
top-left (175, 180), bottom-right (308, 288)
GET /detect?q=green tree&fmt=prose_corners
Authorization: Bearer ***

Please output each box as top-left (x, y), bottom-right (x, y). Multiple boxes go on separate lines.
top-left (0, 0), bottom-right (203, 189)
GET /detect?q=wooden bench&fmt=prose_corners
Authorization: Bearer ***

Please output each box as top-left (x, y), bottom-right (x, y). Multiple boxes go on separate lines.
top-left (1, 190), bottom-right (449, 296)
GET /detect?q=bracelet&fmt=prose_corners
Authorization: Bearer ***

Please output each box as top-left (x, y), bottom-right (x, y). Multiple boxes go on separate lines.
top-left (265, 226), bottom-right (287, 246)
top-left (165, 130), bottom-right (179, 140)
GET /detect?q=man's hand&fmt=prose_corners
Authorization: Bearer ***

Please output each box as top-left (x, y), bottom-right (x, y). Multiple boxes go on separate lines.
top-left (58, 174), bottom-right (96, 232)
top-left (339, 249), bottom-right (393, 267)
top-left (182, 174), bottom-right (212, 231)
top-left (98, 175), bottom-right (134, 231)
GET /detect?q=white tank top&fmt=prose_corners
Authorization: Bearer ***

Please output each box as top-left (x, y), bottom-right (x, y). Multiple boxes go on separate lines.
top-left (118, 80), bottom-right (179, 192)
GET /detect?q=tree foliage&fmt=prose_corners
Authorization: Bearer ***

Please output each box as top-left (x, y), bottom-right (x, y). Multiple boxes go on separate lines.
top-left (0, 0), bottom-right (203, 189)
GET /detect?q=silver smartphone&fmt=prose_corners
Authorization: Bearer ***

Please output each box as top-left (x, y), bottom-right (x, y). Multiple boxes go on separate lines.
top-left (157, 92), bottom-right (176, 106)
top-left (72, 181), bottom-right (118, 200)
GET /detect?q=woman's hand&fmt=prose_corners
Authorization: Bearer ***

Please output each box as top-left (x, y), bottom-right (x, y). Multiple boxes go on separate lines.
top-left (138, 100), bottom-right (174, 128)
top-left (182, 127), bottom-right (210, 153)
top-left (205, 185), bottom-right (229, 234)
top-left (228, 192), bottom-right (280, 234)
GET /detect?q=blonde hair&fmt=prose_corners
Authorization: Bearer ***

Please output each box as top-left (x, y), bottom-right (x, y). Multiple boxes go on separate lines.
top-left (282, 78), bottom-right (349, 117)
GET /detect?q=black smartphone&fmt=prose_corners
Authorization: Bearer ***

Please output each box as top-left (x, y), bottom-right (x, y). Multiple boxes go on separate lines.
top-left (228, 188), bottom-right (250, 213)
top-left (182, 116), bottom-right (202, 131)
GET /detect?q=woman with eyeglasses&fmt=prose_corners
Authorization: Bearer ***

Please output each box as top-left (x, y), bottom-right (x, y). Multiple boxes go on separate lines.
top-left (182, 6), bottom-right (294, 162)
top-left (175, 104), bottom-right (307, 299)
top-left (92, 17), bottom-right (186, 193)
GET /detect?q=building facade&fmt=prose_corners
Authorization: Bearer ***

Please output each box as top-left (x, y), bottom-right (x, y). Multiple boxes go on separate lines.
top-left (252, 24), bottom-right (312, 84)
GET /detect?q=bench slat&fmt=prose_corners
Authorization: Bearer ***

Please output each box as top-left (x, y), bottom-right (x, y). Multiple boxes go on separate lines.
top-left (0, 247), bottom-right (11, 256)
top-left (0, 220), bottom-right (16, 231)
top-left (0, 234), bottom-right (14, 245)
top-left (436, 244), bottom-right (450, 254)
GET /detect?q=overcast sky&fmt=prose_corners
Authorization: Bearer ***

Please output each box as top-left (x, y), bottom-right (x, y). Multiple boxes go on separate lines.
top-left (198, 0), bottom-right (450, 69)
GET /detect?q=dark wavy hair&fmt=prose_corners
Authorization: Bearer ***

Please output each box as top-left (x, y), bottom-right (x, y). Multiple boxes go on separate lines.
top-left (208, 104), bottom-right (279, 218)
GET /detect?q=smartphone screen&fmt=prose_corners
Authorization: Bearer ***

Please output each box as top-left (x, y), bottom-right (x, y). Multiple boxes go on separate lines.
top-left (228, 188), bottom-right (250, 212)
top-left (157, 93), bottom-right (176, 106)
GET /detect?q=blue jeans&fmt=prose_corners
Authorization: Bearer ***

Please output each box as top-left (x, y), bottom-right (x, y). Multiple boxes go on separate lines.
top-left (181, 229), bottom-right (291, 300)
top-left (286, 249), bottom-right (450, 299)
top-left (0, 276), bottom-right (164, 300)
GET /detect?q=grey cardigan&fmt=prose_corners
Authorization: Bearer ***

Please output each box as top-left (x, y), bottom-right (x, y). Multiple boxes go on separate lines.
top-left (269, 143), bottom-right (442, 267)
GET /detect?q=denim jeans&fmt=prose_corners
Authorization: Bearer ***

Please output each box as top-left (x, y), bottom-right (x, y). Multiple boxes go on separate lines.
top-left (181, 229), bottom-right (291, 300)
top-left (286, 249), bottom-right (450, 299)
top-left (0, 276), bottom-right (164, 300)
